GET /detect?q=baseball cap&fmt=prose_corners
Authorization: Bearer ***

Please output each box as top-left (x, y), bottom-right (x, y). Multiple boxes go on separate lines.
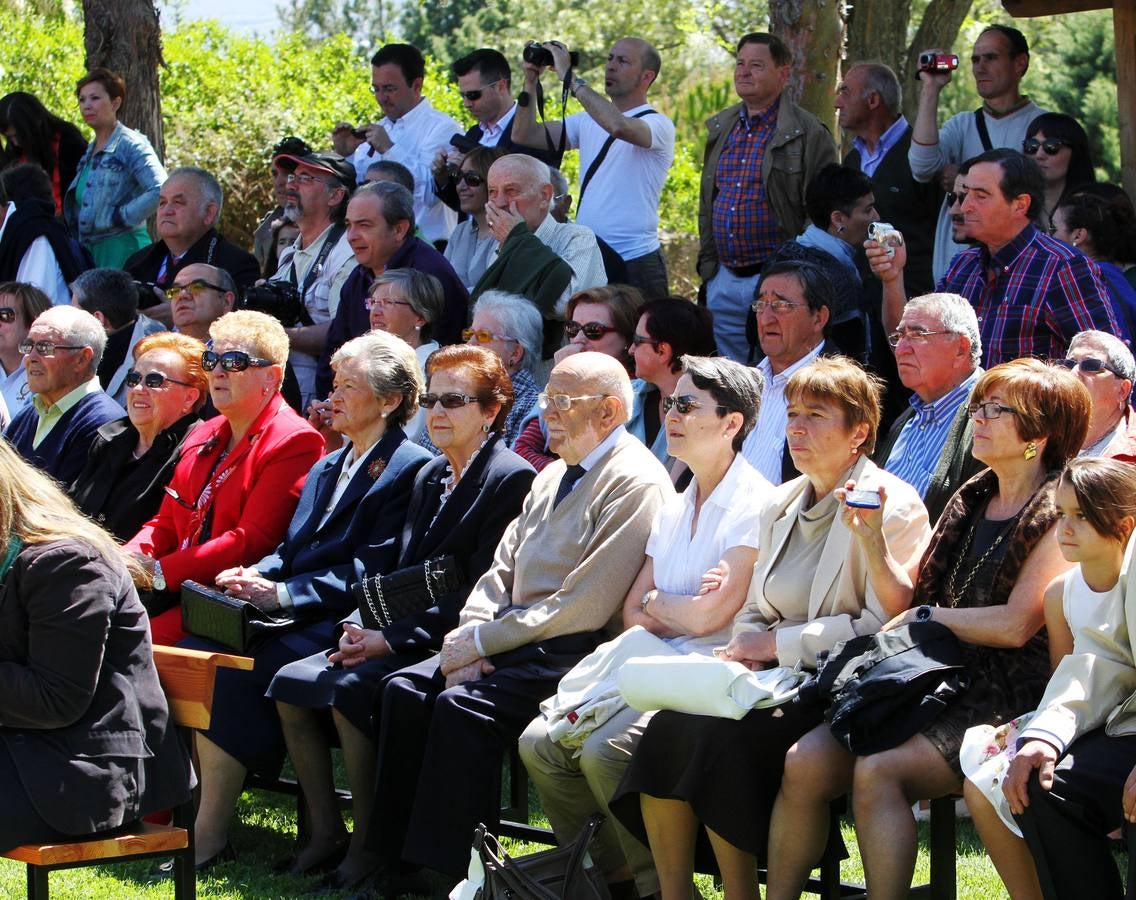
top-left (275, 151), bottom-right (358, 191)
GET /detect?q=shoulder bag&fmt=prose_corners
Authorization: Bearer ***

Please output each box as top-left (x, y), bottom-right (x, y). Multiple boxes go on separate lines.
top-left (351, 555), bottom-right (463, 630)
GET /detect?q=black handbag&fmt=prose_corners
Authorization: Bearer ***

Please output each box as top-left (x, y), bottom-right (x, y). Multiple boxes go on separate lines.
top-left (475, 813), bottom-right (610, 900)
top-left (180, 580), bottom-right (303, 654)
top-left (351, 555), bottom-right (463, 630)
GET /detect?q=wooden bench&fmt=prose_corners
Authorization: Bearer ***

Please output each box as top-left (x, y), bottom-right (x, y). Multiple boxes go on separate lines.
top-left (2, 646), bottom-right (253, 900)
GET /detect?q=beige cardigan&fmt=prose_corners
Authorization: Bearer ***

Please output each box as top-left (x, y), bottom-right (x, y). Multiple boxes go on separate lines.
top-left (732, 455), bottom-right (931, 669)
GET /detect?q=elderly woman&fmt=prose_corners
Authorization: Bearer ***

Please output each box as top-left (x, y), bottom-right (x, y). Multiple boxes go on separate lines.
top-left (465, 290), bottom-right (543, 446)
top-left (443, 146), bottom-right (508, 290)
top-left (520, 355), bottom-right (774, 899)
top-left (182, 330), bottom-right (434, 869)
top-left (267, 345), bottom-right (535, 890)
top-left (62, 68), bottom-right (166, 268)
top-left (1058, 330), bottom-right (1136, 459)
top-left (0, 441), bottom-right (191, 852)
top-left (70, 333), bottom-right (208, 541)
top-left (609, 356), bottom-right (931, 900)
top-left (0, 281), bottom-right (51, 417)
top-left (766, 358), bottom-right (1091, 900)
top-left (125, 310), bottom-right (325, 645)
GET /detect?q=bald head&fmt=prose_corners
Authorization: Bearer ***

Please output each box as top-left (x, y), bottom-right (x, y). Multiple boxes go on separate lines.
top-left (544, 351), bottom-right (633, 464)
top-left (488, 154), bottom-right (553, 232)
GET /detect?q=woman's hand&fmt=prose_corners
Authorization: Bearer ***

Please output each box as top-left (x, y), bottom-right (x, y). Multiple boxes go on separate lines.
top-left (329, 622), bottom-right (392, 667)
top-left (699, 561), bottom-right (728, 595)
top-left (215, 566), bottom-right (280, 610)
top-left (1124, 761), bottom-right (1136, 823)
top-left (881, 606), bottom-right (921, 632)
top-left (835, 480), bottom-right (887, 542)
top-left (718, 630), bottom-right (778, 670)
top-left (1003, 739), bottom-right (1060, 815)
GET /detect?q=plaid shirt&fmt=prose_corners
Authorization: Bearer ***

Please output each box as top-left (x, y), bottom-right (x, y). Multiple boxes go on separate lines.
top-left (711, 100), bottom-right (781, 268)
top-left (938, 224), bottom-right (1127, 367)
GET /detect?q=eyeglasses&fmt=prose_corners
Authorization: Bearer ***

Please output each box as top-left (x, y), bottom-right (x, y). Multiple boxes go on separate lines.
top-left (19, 339), bottom-right (84, 357)
top-left (286, 172), bottom-right (333, 186)
top-left (751, 298), bottom-right (804, 314)
top-left (967, 400), bottom-right (1018, 420)
top-left (663, 395), bottom-right (728, 415)
top-left (365, 295), bottom-right (413, 311)
top-left (631, 334), bottom-right (661, 348)
top-left (886, 328), bottom-right (955, 348)
top-left (201, 350), bottom-right (273, 372)
top-left (946, 191), bottom-right (968, 207)
top-left (165, 278), bottom-right (226, 301)
top-left (1055, 357), bottom-right (1124, 378)
top-left (126, 369), bottom-right (193, 390)
top-left (1023, 138), bottom-right (1069, 156)
top-left (0, 307), bottom-right (15, 324)
top-left (419, 392), bottom-right (480, 409)
top-left (463, 327), bottom-right (516, 345)
top-left (564, 321), bottom-right (617, 340)
top-left (455, 170), bottom-right (485, 187)
top-left (458, 80), bottom-right (502, 102)
top-left (537, 392), bottom-right (606, 411)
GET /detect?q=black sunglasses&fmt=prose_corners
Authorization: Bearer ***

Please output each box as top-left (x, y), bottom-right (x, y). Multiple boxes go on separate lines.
top-left (946, 190), bottom-right (968, 207)
top-left (1023, 137), bottom-right (1069, 156)
top-left (126, 369), bottom-right (193, 389)
top-left (455, 171), bottom-right (485, 187)
top-left (419, 392), bottom-right (480, 409)
top-left (458, 80), bottom-right (501, 101)
top-left (564, 321), bottom-right (618, 340)
top-left (663, 394), bottom-right (729, 415)
top-left (201, 350), bottom-right (273, 372)
top-left (0, 307), bottom-right (15, 324)
top-left (1055, 357), bottom-right (1124, 377)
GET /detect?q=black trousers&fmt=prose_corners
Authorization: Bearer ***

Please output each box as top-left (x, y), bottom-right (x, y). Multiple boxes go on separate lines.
top-left (1015, 728), bottom-right (1136, 900)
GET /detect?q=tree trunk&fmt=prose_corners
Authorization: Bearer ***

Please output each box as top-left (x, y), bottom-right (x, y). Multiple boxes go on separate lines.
top-left (845, 0), bottom-right (912, 76)
top-left (902, 0), bottom-right (974, 119)
top-left (81, 0), bottom-right (165, 160)
top-left (769, 0), bottom-right (846, 131)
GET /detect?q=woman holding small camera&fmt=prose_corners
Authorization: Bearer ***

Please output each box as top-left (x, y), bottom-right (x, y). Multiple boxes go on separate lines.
top-left (443, 146), bottom-right (508, 291)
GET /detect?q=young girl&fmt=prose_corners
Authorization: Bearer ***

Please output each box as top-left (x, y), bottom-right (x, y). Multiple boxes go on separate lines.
top-left (960, 456), bottom-right (1136, 899)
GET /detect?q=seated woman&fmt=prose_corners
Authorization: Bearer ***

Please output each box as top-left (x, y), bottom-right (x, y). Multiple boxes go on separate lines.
top-left (183, 330), bottom-right (435, 869)
top-left (0, 441), bottom-right (191, 853)
top-left (766, 358), bottom-right (1091, 900)
top-left (70, 332), bottom-right (208, 541)
top-left (125, 310), bottom-right (325, 645)
top-left (443, 145), bottom-right (508, 290)
top-left (519, 355), bottom-right (774, 899)
top-left (0, 280), bottom-right (52, 417)
top-left (609, 356), bottom-right (931, 899)
top-left (1059, 330), bottom-right (1136, 459)
top-left (959, 457), bottom-right (1136, 900)
top-left (268, 345), bottom-right (536, 890)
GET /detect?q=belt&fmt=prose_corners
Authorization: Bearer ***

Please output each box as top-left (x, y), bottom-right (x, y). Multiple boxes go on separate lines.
top-left (724, 262), bottom-right (763, 278)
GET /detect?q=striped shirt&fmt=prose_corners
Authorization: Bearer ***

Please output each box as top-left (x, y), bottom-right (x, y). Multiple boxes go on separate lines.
top-left (883, 370), bottom-right (979, 498)
top-left (937, 224), bottom-right (1126, 367)
top-left (712, 100), bottom-right (782, 268)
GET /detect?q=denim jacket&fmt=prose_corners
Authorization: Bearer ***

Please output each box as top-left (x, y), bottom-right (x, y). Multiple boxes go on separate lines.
top-left (63, 121), bottom-right (166, 244)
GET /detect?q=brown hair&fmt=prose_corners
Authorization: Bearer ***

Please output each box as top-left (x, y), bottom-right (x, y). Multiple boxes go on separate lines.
top-left (75, 68), bottom-right (126, 103)
top-left (133, 332), bottom-right (209, 412)
top-left (974, 358), bottom-right (1091, 470)
top-left (426, 344), bottom-right (514, 433)
top-left (784, 356), bottom-right (884, 456)
top-left (1058, 457), bottom-right (1136, 543)
top-left (0, 280), bottom-right (51, 327)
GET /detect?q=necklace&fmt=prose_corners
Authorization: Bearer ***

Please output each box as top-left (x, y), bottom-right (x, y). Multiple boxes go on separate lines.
top-left (944, 511), bottom-right (1018, 607)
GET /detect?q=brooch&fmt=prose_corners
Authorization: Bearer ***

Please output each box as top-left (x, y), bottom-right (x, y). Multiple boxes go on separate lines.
top-left (367, 458), bottom-right (387, 480)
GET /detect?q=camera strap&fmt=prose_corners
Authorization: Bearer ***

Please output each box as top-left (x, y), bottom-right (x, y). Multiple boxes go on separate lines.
top-left (577, 109), bottom-right (658, 204)
top-left (973, 109), bottom-right (993, 152)
top-left (287, 222), bottom-right (346, 327)
top-left (533, 81), bottom-right (568, 166)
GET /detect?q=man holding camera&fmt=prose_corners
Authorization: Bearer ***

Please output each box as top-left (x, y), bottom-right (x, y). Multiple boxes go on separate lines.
top-left (511, 37), bottom-right (674, 300)
top-left (909, 24), bottom-right (1046, 280)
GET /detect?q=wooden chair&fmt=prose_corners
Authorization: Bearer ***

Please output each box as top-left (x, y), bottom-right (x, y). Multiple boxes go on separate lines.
top-left (2, 646), bottom-right (253, 899)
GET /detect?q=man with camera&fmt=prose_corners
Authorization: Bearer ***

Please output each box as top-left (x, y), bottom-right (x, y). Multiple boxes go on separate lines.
top-left (511, 37), bottom-right (674, 300)
top-left (909, 24), bottom-right (1046, 281)
top-left (351, 43), bottom-right (462, 246)
top-left (268, 150), bottom-right (357, 409)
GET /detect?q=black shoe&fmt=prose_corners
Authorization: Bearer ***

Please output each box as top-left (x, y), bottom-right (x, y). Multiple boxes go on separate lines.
top-left (311, 866), bottom-right (381, 897)
top-left (272, 839), bottom-right (349, 876)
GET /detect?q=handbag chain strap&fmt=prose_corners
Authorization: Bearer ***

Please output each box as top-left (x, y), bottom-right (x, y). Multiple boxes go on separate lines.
top-left (424, 557), bottom-right (439, 607)
top-left (360, 572), bottom-right (392, 628)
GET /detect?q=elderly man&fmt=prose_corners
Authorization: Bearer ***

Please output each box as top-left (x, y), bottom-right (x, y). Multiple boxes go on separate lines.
top-left (471, 153), bottom-right (606, 358)
top-left (513, 37), bottom-right (674, 298)
top-left (315, 181), bottom-right (468, 399)
top-left (872, 148), bottom-right (1126, 366)
top-left (1063, 330), bottom-right (1136, 460)
top-left (4, 305), bottom-right (123, 484)
top-left (698, 32), bottom-right (836, 362)
top-left (875, 292), bottom-right (984, 523)
top-left (70, 268), bottom-right (165, 405)
top-left (351, 43), bottom-right (461, 245)
top-left (740, 259), bottom-right (834, 484)
top-left (168, 263), bottom-right (236, 343)
top-left (364, 352), bottom-right (672, 888)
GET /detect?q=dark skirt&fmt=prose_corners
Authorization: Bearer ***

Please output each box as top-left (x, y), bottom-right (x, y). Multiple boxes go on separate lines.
top-left (609, 702), bottom-right (824, 872)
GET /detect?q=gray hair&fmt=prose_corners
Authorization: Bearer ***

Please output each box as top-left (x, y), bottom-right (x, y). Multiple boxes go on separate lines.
top-left (471, 290), bottom-right (543, 373)
top-left (904, 293), bottom-right (982, 366)
top-left (167, 166), bottom-right (224, 219)
top-left (548, 166), bottom-right (569, 197)
top-left (70, 267), bottom-right (138, 330)
top-left (371, 268), bottom-right (445, 341)
top-left (681, 355), bottom-right (764, 453)
top-left (493, 154), bottom-right (551, 190)
top-left (1070, 330), bottom-right (1136, 383)
top-left (352, 179), bottom-right (416, 231)
top-left (589, 359), bottom-right (634, 425)
top-left (331, 330), bottom-right (423, 427)
top-left (849, 62), bottom-right (902, 117)
top-left (33, 305), bottom-right (107, 373)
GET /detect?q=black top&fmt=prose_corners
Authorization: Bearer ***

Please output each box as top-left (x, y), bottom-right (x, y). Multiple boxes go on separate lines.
top-left (123, 227), bottom-right (261, 297)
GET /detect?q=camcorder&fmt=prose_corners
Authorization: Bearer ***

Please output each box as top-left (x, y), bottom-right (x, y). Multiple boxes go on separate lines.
top-left (867, 222), bottom-right (905, 259)
top-left (238, 282), bottom-right (306, 328)
top-left (523, 41), bottom-right (580, 69)
top-left (917, 52), bottom-right (959, 76)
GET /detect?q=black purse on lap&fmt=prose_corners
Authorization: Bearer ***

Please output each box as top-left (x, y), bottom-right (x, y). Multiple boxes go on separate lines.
top-left (351, 555), bottom-right (463, 630)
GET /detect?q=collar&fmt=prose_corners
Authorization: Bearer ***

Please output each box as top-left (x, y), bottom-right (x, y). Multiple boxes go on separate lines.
top-left (757, 340), bottom-right (825, 385)
top-left (798, 224), bottom-right (857, 269)
top-left (686, 452), bottom-right (754, 516)
top-left (296, 221), bottom-right (337, 254)
top-left (0, 201), bottom-right (13, 244)
top-left (33, 375), bottom-right (102, 417)
top-left (852, 114), bottom-right (908, 159)
top-left (579, 424), bottom-right (626, 472)
top-left (908, 368), bottom-right (980, 426)
top-left (385, 234), bottom-right (419, 269)
top-left (983, 223), bottom-right (1038, 272)
top-left (482, 102), bottom-right (517, 137)
top-left (738, 96), bottom-right (780, 127)
top-left (384, 96), bottom-right (431, 127)
top-left (534, 214), bottom-right (560, 243)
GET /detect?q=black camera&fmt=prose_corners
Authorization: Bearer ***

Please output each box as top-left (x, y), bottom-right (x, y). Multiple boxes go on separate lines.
top-left (523, 41), bottom-right (580, 69)
top-left (239, 281), bottom-right (306, 328)
top-left (449, 133), bottom-right (480, 154)
top-left (133, 281), bottom-right (164, 310)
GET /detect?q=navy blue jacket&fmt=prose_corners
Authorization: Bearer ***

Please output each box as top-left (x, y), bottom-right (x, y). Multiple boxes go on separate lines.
top-left (5, 389), bottom-right (124, 487)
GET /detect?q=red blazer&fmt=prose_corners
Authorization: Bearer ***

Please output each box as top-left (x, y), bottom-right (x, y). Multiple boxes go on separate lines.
top-left (126, 395), bottom-right (324, 596)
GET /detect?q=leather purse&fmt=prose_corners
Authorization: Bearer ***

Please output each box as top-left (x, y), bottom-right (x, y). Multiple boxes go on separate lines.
top-left (474, 813), bottom-right (610, 900)
top-left (180, 580), bottom-right (303, 653)
top-left (351, 555), bottom-right (463, 630)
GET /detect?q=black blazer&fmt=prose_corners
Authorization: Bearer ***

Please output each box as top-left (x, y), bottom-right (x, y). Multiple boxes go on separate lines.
top-left (0, 540), bottom-right (191, 836)
top-left (378, 434), bottom-right (535, 653)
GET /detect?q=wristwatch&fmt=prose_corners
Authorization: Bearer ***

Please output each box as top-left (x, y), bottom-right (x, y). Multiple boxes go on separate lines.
top-left (152, 560), bottom-right (167, 593)
top-left (915, 604), bottom-right (934, 622)
top-left (569, 75), bottom-right (588, 97)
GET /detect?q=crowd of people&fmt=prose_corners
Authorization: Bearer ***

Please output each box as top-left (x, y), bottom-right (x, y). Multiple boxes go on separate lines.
top-left (2, 19), bottom-right (1136, 900)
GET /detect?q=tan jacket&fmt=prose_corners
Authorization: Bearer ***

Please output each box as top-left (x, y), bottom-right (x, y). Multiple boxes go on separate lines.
top-left (732, 455), bottom-right (931, 669)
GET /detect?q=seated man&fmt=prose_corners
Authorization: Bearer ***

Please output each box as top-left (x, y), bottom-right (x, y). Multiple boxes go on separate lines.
top-left (875, 291), bottom-right (984, 523)
top-left (4, 305), bottom-right (124, 485)
top-left (70, 267), bottom-right (165, 405)
top-left (1065, 329), bottom-right (1136, 460)
top-left (168, 263), bottom-right (236, 343)
top-left (471, 153), bottom-right (607, 359)
top-left (365, 352), bottom-right (673, 888)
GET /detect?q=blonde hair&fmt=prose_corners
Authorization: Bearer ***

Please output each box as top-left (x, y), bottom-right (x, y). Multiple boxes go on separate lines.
top-left (209, 310), bottom-right (289, 388)
top-left (133, 332), bottom-right (209, 412)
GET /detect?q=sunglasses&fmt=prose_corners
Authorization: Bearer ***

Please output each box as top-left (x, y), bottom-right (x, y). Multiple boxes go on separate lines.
top-left (165, 279), bottom-right (227, 302)
top-left (1022, 138), bottom-right (1069, 156)
top-left (458, 80), bottom-right (502, 101)
top-left (564, 321), bottom-right (617, 340)
top-left (663, 395), bottom-right (728, 415)
top-left (946, 191), bottom-right (968, 207)
top-left (126, 369), bottom-right (193, 389)
top-left (201, 350), bottom-right (273, 372)
top-left (455, 170), bottom-right (485, 187)
top-left (463, 327), bottom-right (516, 345)
top-left (0, 307), bottom-right (15, 324)
top-left (631, 334), bottom-right (660, 348)
top-left (1055, 357), bottom-right (1124, 377)
top-left (19, 339), bottom-right (84, 357)
top-left (419, 392), bottom-right (480, 409)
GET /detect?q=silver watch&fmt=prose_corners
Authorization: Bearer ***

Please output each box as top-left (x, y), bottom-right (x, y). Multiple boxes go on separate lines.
top-left (570, 76), bottom-right (588, 96)
top-left (152, 560), bottom-right (167, 592)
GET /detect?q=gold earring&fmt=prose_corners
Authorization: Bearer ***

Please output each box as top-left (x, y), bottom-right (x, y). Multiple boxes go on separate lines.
top-left (1024, 441), bottom-right (1038, 460)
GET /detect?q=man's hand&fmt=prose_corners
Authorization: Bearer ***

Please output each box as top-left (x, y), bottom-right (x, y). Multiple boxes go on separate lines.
top-left (485, 200), bottom-right (525, 244)
top-left (916, 49), bottom-right (954, 91)
top-left (865, 236), bottom-right (908, 285)
top-left (445, 657), bottom-right (496, 689)
top-left (364, 123), bottom-right (393, 154)
top-left (719, 630), bottom-right (778, 670)
top-left (544, 42), bottom-right (573, 81)
top-left (440, 627), bottom-right (481, 674)
top-left (329, 622), bottom-right (392, 668)
top-left (1003, 740), bottom-right (1060, 815)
